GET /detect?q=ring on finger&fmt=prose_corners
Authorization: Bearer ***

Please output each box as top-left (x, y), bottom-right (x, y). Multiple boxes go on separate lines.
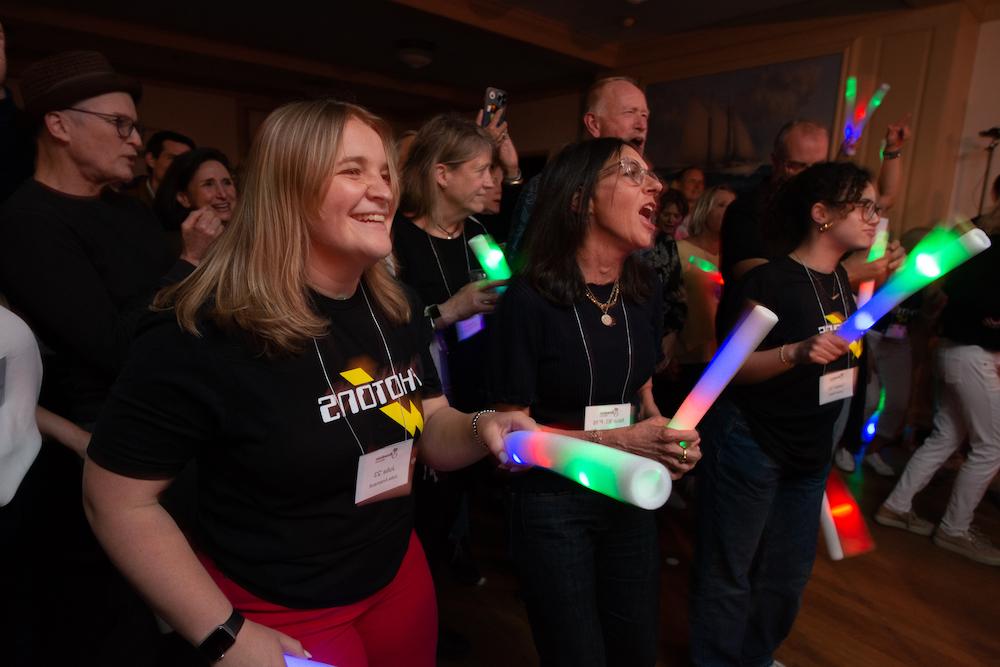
top-left (679, 448), bottom-right (688, 464)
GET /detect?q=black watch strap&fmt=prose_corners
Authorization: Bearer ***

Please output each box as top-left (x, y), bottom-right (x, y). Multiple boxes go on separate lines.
top-left (197, 608), bottom-right (245, 662)
top-left (424, 303), bottom-right (442, 322)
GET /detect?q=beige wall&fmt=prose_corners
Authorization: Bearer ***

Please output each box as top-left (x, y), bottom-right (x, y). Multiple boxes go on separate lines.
top-left (622, 2), bottom-right (988, 235)
top-left (506, 91), bottom-right (583, 158)
top-left (950, 19), bottom-right (1000, 218)
top-left (137, 81), bottom-right (243, 168)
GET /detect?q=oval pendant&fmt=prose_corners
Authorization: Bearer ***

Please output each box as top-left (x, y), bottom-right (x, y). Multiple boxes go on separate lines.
top-left (601, 313), bottom-right (615, 326)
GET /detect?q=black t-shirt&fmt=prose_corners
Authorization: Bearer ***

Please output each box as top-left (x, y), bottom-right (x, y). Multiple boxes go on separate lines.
top-left (722, 256), bottom-right (858, 472)
top-left (941, 232), bottom-right (1000, 350)
top-left (393, 214), bottom-right (492, 411)
top-left (488, 275), bottom-right (663, 491)
top-left (0, 179), bottom-right (190, 423)
top-left (87, 285), bottom-right (443, 608)
top-left (718, 180), bottom-right (778, 344)
top-left (719, 180), bottom-right (776, 284)
top-left (0, 90), bottom-right (34, 204)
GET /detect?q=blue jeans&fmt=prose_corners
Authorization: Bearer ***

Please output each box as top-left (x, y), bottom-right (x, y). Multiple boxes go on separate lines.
top-left (690, 400), bottom-right (829, 667)
top-left (509, 480), bottom-right (660, 667)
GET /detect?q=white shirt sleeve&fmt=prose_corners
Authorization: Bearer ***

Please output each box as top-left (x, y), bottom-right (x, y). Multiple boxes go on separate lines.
top-left (0, 306), bottom-right (43, 506)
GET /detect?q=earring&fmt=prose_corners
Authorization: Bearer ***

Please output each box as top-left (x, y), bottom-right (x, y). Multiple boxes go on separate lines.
top-left (818, 220), bottom-right (833, 232)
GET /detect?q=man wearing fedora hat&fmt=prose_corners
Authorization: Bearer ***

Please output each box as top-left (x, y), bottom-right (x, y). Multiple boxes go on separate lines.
top-left (0, 46), bottom-right (221, 666)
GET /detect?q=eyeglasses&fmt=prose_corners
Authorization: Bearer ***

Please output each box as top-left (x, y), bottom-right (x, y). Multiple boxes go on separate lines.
top-left (836, 197), bottom-right (881, 222)
top-left (64, 108), bottom-right (144, 139)
top-left (602, 158), bottom-right (660, 187)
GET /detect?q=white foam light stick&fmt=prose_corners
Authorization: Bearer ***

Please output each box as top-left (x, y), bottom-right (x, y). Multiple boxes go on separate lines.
top-left (503, 431), bottom-right (672, 510)
top-left (668, 305), bottom-right (779, 432)
top-left (856, 216), bottom-right (890, 307)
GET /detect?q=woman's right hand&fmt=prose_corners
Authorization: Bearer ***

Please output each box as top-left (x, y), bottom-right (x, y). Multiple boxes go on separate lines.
top-left (613, 417), bottom-right (700, 469)
top-left (179, 206), bottom-right (225, 266)
top-left (787, 333), bottom-right (851, 365)
top-left (218, 619), bottom-right (310, 667)
top-left (439, 279), bottom-right (507, 325)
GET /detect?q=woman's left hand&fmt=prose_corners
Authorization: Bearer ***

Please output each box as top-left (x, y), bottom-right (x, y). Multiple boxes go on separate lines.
top-left (476, 409), bottom-right (538, 469)
top-left (660, 441), bottom-right (702, 479)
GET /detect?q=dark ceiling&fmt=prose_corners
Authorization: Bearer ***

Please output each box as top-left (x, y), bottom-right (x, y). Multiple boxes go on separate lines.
top-left (2, 0), bottom-right (930, 122)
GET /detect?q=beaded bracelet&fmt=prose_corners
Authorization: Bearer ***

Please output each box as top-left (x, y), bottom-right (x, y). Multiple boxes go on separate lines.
top-left (471, 409), bottom-right (496, 448)
top-left (779, 344), bottom-right (794, 366)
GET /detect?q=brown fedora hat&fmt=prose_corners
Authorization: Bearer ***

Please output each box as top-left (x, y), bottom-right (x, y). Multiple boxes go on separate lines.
top-left (20, 50), bottom-right (142, 117)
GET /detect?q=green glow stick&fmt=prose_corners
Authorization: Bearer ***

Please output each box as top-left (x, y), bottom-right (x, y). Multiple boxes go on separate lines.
top-left (845, 76), bottom-right (858, 107)
top-left (468, 234), bottom-right (511, 290)
top-left (837, 222), bottom-right (990, 342)
top-left (688, 255), bottom-right (724, 285)
top-left (688, 255), bottom-right (719, 273)
top-left (858, 217), bottom-right (890, 306)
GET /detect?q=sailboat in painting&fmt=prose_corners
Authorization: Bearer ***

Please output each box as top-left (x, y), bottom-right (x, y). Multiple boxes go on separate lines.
top-left (679, 97), bottom-right (759, 175)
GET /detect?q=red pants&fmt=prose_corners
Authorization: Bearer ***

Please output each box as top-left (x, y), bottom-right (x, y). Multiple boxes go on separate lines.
top-left (201, 532), bottom-right (437, 667)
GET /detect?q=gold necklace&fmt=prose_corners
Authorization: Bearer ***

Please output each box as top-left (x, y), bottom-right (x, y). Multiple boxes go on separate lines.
top-left (584, 279), bottom-right (621, 326)
top-left (434, 221), bottom-right (462, 239)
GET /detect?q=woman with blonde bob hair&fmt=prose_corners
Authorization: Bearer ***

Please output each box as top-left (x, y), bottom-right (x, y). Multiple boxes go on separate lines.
top-left (82, 99), bottom-right (534, 667)
top-left (670, 185), bottom-right (736, 410)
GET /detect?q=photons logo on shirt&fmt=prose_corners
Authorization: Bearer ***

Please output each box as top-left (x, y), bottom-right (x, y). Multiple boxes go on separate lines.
top-left (817, 313), bottom-right (863, 359)
top-left (317, 365), bottom-right (424, 436)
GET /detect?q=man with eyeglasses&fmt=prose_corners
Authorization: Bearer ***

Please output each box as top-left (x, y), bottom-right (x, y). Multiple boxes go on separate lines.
top-left (506, 76), bottom-right (651, 258)
top-left (0, 49), bottom-right (220, 666)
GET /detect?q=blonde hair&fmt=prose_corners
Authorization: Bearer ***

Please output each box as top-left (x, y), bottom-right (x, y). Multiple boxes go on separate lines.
top-left (155, 99), bottom-right (409, 356)
top-left (688, 185), bottom-right (735, 238)
top-left (399, 113), bottom-right (493, 222)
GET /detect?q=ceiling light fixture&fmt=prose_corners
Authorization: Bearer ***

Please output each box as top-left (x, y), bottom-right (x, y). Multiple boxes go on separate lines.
top-left (395, 39), bottom-right (435, 69)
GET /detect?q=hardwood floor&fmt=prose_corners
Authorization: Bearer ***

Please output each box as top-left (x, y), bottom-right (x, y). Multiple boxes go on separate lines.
top-left (437, 450), bottom-right (1000, 667)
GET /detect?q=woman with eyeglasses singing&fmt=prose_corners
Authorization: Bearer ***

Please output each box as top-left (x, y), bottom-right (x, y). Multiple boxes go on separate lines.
top-left (690, 162), bottom-right (877, 666)
top-left (489, 138), bottom-right (701, 667)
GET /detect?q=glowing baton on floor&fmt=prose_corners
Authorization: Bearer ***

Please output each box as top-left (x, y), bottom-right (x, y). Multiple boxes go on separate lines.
top-left (468, 233), bottom-right (511, 291)
top-left (856, 216), bottom-right (890, 307)
top-left (835, 223), bottom-right (990, 344)
top-left (668, 305), bottom-right (779, 433)
top-left (820, 470), bottom-right (875, 561)
top-left (688, 255), bottom-right (724, 285)
top-left (503, 431), bottom-right (672, 510)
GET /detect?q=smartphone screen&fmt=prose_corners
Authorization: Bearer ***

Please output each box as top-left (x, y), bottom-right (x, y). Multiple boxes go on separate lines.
top-left (482, 87), bottom-right (508, 126)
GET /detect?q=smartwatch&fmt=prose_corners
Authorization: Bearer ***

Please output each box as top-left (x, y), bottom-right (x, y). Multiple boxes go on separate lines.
top-left (197, 608), bottom-right (245, 662)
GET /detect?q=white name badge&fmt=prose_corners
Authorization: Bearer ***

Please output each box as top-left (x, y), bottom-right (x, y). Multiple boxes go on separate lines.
top-left (584, 403), bottom-right (633, 431)
top-left (819, 368), bottom-right (857, 405)
top-left (355, 439), bottom-right (415, 506)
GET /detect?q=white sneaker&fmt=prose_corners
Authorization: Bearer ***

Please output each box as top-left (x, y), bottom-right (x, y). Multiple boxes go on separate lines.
top-left (864, 452), bottom-right (895, 477)
top-left (834, 447), bottom-right (856, 473)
